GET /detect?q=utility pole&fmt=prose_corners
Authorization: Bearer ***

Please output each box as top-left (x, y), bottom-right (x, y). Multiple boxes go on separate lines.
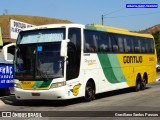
top-left (3, 9), bottom-right (8, 15)
top-left (101, 15), bottom-right (104, 25)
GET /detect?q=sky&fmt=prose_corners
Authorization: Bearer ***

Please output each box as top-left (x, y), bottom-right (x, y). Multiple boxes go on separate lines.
top-left (0, 0), bottom-right (160, 31)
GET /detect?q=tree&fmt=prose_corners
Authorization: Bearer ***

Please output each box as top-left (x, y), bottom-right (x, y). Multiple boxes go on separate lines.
top-left (152, 30), bottom-right (160, 62)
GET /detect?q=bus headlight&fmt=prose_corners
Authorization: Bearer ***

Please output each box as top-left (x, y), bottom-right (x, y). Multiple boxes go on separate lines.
top-left (14, 83), bottom-right (22, 89)
top-left (50, 81), bottom-right (66, 88)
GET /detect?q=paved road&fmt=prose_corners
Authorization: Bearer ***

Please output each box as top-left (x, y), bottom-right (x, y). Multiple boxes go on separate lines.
top-left (0, 81), bottom-right (160, 120)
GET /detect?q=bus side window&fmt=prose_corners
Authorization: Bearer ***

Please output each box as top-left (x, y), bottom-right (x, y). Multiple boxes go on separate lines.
top-left (124, 38), bottom-right (130, 53)
top-left (124, 36), bottom-right (134, 53)
top-left (138, 39), bottom-right (142, 53)
top-left (92, 35), bottom-right (98, 52)
top-left (117, 37), bottom-right (124, 53)
top-left (146, 38), bottom-right (154, 53)
top-left (110, 33), bottom-right (119, 53)
top-left (85, 43), bottom-right (90, 52)
top-left (150, 39), bottom-right (154, 53)
top-left (133, 37), bottom-right (141, 53)
top-left (113, 45), bottom-right (118, 52)
top-left (141, 38), bottom-right (146, 53)
top-left (135, 47), bottom-right (140, 53)
top-left (98, 32), bottom-right (111, 52)
top-left (143, 44), bottom-right (146, 53)
top-left (99, 44), bottom-right (108, 52)
top-left (84, 30), bottom-right (98, 52)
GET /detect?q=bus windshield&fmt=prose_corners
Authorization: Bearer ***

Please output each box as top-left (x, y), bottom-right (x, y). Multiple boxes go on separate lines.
top-left (15, 28), bottom-right (65, 80)
top-left (15, 43), bottom-right (64, 80)
top-left (36, 43), bottom-right (63, 79)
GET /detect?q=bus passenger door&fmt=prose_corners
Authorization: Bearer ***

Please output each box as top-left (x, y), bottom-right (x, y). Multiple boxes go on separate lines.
top-left (66, 28), bottom-right (81, 81)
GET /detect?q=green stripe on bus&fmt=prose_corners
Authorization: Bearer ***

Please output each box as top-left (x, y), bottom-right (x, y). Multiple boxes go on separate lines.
top-left (39, 80), bottom-right (52, 88)
top-left (32, 80), bottom-right (52, 88)
top-left (98, 54), bottom-right (127, 83)
top-left (85, 25), bottom-right (107, 32)
top-left (33, 81), bottom-right (43, 88)
top-left (108, 54), bottom-right (127, 82)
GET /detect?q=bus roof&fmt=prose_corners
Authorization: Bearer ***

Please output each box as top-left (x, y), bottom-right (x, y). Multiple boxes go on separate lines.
top-left (20, 23), bottom-right (153, 38)
top-left (86, 24), bottom-right (153, 38)
top-left (20, 24), bottom-right (84, 32)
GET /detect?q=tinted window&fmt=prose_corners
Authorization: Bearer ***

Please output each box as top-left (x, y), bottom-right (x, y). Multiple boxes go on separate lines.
top-left (84, 30), bottom-right (99, 52)
top-left (109, 33), bottom-right (118, 53)
top-left (146, 38), bottom-right (154, 53)
top-left (84, 30), bottom-right (154, 54)
top-left (124, 36), bottom-right (134, 53)
top-left (98, 32), bottom-right (112, 52)
top-left (67, 28), bottom-right (81, 80)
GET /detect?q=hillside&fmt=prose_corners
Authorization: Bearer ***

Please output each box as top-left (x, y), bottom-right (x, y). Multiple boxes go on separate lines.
top-left (139, 24), bottom-right (160, 34)
top-left (0, 14), bottom-right (72, 43)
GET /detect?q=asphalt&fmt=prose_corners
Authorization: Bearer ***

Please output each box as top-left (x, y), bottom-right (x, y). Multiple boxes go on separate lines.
top-left (0, 95), bottom-right (11, 107)
top-left (0, 88), bottom-right (15, 107)
top-left (0, 75), bottom-right (159, 108)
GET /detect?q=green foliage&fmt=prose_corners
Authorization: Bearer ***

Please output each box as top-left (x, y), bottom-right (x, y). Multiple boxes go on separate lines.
top-left (152, 30), bottom-right (160, 61)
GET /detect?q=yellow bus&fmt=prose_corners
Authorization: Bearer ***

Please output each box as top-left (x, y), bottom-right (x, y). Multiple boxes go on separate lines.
top-left (10, 24), bottom-right (156, 102)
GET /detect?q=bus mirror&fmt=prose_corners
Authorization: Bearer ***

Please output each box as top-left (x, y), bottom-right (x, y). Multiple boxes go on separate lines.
top-left (60, 39), bottom-right (70, 57)
top-left (2, 43), bottom-right (16, 62)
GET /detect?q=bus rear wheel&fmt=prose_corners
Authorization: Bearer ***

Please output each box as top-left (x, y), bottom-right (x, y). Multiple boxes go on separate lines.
top-left (135, 80), bottom-right (141, 92)
top-left (84, 82), bottom-right (95, 102)
top-left (140, 78), bottom-right (147, 90)
top-left (134, 75), bottom-right (141, 92)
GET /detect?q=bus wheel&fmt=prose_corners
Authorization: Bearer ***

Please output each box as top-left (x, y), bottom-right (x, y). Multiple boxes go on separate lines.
top-left (134, 77), bottom-right (141, 92)
top-left (84, 82), bottom-right (95, 102)
top-left (140, 78), bottom-right (147, 90)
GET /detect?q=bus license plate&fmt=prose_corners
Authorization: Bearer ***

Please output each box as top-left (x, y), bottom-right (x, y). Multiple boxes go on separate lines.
top-left (32, 93), bottom-right (40, 96)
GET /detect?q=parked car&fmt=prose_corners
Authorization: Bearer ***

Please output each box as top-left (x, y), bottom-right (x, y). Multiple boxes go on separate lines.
top-left (156, 64), bottom-right (160, 72)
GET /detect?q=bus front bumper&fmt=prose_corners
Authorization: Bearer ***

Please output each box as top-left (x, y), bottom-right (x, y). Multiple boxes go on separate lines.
top-left (14, 87), bottom-right (68, 100)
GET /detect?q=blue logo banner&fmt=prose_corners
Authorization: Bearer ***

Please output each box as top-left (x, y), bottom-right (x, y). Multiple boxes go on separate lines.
top-left (126, 4), bottom-right (158, 8)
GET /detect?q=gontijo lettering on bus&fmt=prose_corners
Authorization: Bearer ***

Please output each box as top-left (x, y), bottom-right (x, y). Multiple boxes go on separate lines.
top-left (123, 56), bottom-right (142, 64)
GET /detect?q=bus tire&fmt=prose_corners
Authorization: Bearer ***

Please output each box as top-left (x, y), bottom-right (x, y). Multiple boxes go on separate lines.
top-left (141, 76), bottom-right (147, 90)
top-left (84, 81), bottom-right (95, 102)
top-left (134, 75), bottom-right (141, 92)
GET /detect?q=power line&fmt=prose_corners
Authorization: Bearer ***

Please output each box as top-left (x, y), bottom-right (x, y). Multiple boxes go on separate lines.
top-left (103, 8), bottom-right (125, 16)
top-left (103, 0), bottom-right (148, 16)
top-left (105, 11), bottom-right (160, 18)
top-left (101, 0), bottom-right (149, 24)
